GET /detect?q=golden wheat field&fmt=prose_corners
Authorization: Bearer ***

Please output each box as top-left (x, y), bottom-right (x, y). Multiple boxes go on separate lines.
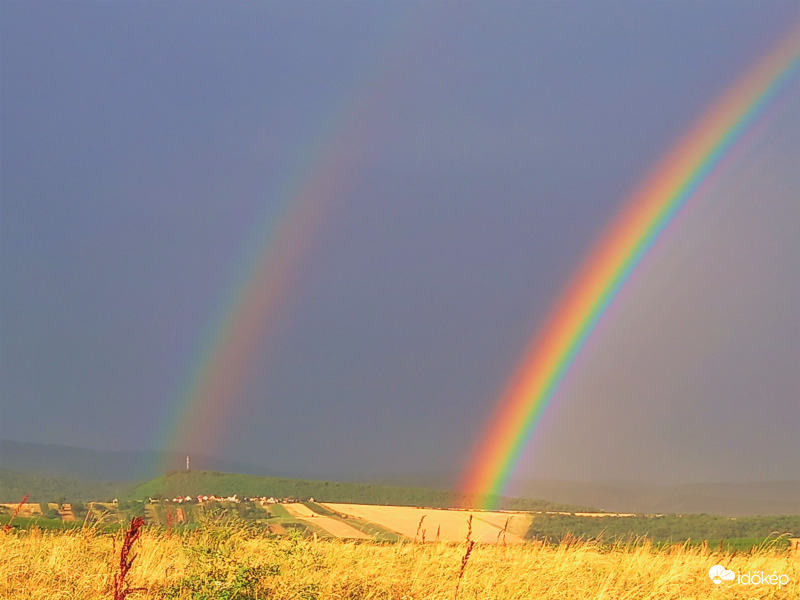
top-left (1, 521), bottom-right (798, 600)
top-left (322, 503), bottom-right (530, 544)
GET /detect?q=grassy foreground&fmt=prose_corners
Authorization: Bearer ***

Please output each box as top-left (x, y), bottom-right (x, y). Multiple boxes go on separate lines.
top-left (1, 520), bottom-right (797, 599)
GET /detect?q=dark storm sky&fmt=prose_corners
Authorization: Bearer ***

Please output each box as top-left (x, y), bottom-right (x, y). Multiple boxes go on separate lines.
top-left (2, 1), bottom-right (798, 485)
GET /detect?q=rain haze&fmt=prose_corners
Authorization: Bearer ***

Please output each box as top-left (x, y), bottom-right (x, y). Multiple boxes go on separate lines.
top-left (1, 1), bottom-right (798, 492)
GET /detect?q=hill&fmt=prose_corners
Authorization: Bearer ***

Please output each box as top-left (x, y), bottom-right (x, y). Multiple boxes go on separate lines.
top-left (0, 467), bottom-right (588, 511)
top-left (5, 441), bottom-right (794, 515)
top-left (0, 470), bottom-right (129, 503)
top-left (126, 470), bottom-right (588, 512)
top-left (0, 439), bottom-right (281, 482)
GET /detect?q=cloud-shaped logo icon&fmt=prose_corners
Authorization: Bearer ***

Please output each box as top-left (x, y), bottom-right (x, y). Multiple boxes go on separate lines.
top-left (708, 565), bottom-right (735, 584)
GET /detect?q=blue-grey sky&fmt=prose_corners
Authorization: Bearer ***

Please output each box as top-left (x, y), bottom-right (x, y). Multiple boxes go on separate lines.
top-left (2, 1), bottom-right (798, 486)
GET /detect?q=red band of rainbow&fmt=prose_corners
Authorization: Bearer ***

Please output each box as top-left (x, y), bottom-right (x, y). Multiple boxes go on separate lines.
top-left (461, 26), bottom-right (800, 508)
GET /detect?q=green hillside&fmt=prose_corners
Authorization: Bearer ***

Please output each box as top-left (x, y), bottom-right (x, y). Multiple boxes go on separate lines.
top-left (126, 470), bottom-right (588, 511)
top-left (1, 467), bottom-right (592, 512)
top-left (0, 470), bottom-right (130, 503)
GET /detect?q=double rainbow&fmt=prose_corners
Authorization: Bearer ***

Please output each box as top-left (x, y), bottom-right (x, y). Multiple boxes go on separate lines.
top-left (462, 27), bottom-right (800, 508)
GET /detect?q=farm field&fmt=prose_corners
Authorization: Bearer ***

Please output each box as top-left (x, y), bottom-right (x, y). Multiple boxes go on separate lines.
top-left (323, 502), bottom-right (531, 544)
top-left (4, 497), bottom-right (798, 547)
top-left (281, 502), bottom-right (372, 540)
top-left (0, 503), bottom-right (45, 517)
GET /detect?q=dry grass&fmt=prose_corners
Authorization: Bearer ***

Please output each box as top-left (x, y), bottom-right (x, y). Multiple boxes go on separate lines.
top-left (1, 523), bottom-right (797, 599)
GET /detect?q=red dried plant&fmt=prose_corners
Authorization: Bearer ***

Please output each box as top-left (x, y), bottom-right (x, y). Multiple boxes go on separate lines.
top-left (3, 493), bottom-right (29, 533)
top-left (112, 516), bottom-right (146, 600)
top-left (414, 514), bottom-right (426, 543)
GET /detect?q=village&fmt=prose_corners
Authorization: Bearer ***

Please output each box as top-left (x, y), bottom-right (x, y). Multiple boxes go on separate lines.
top-left (145, 494), bottom-right (313, 505)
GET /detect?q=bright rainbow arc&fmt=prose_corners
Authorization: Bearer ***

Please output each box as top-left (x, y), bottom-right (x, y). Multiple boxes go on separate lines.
top-left (461, 27), bottom-right (800, 508)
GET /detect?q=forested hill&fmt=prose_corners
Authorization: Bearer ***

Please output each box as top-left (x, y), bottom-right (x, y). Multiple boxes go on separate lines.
top-left (0, 468), bottom-right (588, 511)
top-left (0, 439), bottom-right (279, 481)
top-left (0, 470), bottom-right (129, 503)
top-left (127, 470), bottom-right (589, 512)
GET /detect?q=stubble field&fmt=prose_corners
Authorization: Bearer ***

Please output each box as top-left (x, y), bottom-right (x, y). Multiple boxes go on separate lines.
top-left (321, 503), bottom-right (530, 544)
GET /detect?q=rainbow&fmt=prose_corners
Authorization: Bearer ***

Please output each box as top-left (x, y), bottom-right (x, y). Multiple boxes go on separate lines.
top-left (154, 20), bottom-right (411, 470)
top-left (158, 172), bottom-right (336, 468)
top-left (462, 26), bottom-right (800, 508)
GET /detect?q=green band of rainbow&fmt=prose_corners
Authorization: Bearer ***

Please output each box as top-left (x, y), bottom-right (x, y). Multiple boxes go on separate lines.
top-left (462, 26), bottom-right (800, 509)
top-left (152, 14), bottom-right (413, 470)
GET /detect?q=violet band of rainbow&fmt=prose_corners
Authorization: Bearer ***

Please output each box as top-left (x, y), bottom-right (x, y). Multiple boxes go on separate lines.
top-left (462, 26), bottom-right (800, 509)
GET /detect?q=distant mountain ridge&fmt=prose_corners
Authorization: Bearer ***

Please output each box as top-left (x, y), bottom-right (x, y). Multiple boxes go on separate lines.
top-left (515, 479), bottom-right (800, 516)
top-left (0, 468), bottom-right (586, 512)
top-left (126, 470), bottom-right (583, 512)
top-left (0, 470), bottom-right (128, 503)
top-left (0, 439), bottom-right (283, 482)
top-left (363, 473), bottom-right (799, 516)
top-left (1, 440), bottom-right (797, 515)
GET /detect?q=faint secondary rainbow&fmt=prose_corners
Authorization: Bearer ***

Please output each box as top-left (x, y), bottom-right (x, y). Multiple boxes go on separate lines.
top-left (155, 17), bottom-right (411, 471)
top-left (462, 26), bottom-right (800, 508)
top-left (158, 146), bottom-right (353, 469)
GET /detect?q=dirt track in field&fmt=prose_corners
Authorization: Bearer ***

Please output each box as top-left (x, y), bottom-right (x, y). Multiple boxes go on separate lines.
top-left (321, 503), bottom-right (529, 544)
top-left (280, 503), bottom-right (372, 539)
